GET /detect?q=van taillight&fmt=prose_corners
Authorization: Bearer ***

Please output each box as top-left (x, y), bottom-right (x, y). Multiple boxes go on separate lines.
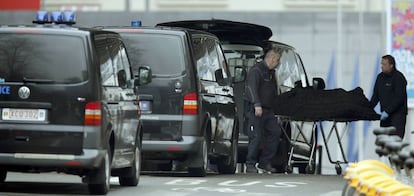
top-left (85, 101), bottom-right (101, 126)
top-left (183, 92), bottom-right (198, 115)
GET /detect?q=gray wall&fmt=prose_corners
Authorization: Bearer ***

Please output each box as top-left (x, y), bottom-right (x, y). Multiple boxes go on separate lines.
top-left (0, 11), bottom-right (385, 93)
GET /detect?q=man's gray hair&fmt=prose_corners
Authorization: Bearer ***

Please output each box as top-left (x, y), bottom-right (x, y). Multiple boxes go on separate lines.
top-left (265, 47), bottom-right (283, 58)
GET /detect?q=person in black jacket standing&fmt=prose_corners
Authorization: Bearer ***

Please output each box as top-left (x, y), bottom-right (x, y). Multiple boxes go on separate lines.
top-left (370, 54), bottom-right (408, 139)
top-left (244, 47), bottom-right (282, 173)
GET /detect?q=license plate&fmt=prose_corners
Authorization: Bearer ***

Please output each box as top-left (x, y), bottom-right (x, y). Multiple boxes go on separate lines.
top-left (2, 108), bottom-right (47, 121)
top-left (139, 100), bottom-right (152, 113)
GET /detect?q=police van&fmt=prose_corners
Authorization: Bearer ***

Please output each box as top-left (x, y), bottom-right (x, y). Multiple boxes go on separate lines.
top-left (0, 11), bottom-right (151, 195)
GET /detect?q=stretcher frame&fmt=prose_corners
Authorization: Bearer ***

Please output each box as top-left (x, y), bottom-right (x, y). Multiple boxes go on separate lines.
top-left (276, 115), bottom-right (350, 175)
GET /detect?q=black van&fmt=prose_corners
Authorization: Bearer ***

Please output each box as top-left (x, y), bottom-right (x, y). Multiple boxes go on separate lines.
top-left (158, 19), bottom-right (325, 173)
top-left (0, 13), bottom-right (151, 195)
top-left (102, 24), bottom-right (242, 176)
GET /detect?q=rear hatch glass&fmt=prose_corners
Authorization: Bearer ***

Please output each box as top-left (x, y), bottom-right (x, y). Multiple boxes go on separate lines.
top-left (120, 33), bottom-right (185, 77)
top-left (0, 33), bottom-right (87, 83)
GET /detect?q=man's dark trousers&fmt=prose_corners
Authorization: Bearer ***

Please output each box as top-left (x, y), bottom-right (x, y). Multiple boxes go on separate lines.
top-left (245, 106), bottom-right (281, 166)
top-left (380, 111), bottom-right (407, 139)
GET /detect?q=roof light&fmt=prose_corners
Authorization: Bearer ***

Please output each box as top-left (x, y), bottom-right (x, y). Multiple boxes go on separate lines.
top-left (50, 11), bottom-right (63, 23)
top-left (131, 20), bottom-right (142, 27)
top-left (62, 11), bottom-right (76, 24)
top-left (32, 11), bottom-right (76, 25)
top-left (33, 10), bottom-right (49, 24)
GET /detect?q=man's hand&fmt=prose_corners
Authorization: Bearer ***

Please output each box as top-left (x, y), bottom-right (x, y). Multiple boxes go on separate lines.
top-left (380, 111), bottom-right (389, 121)
top-left (254, 106), bottom-right (262, 117)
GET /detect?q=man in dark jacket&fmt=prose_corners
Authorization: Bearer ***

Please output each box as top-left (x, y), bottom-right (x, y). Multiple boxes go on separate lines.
top-left (244, 47), bottom-right (282, 173)
top-left (370, 54), bottom-right (407, 139)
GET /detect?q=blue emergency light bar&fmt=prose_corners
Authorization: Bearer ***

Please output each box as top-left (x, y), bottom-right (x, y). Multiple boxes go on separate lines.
top-left (63, 11), bottom-right (75, 22)
top-left (50, 11), bottom-right (63, 22)
top-left (131, 20), bottom-right (142, 27)
top-left (33, 11), bottom-right (76, 25)
top-left (36, 10), bottom-right (48, 22)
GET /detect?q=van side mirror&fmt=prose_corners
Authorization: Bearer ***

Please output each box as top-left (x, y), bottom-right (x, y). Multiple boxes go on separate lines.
top-left (135, 66), bottom-right (152, 86)
top-left (312, 77), bottom-right (325, 90)
top-left (233, 66), bottom-right (246, 83)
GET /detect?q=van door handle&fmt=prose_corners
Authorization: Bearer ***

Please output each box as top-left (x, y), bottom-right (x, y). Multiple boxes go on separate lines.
top-left (222, 88), bottom-right (229, 92)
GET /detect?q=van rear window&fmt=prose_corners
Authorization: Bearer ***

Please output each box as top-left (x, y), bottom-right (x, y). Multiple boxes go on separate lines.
top-left (0, 34), bottom-right (87, 84)
top-left (121, 34), bottom-right (185, 77)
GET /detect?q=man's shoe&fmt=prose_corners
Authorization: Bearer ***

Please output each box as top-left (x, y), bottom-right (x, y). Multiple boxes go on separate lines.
top-left (257, 163), bottom-right (276, 174)
top-left (245, 163), bottom-right (257, 173)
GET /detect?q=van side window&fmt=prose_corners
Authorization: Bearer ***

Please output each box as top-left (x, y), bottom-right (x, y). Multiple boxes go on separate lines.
top-left (108, 38), bottom-right (129, 88)
top-left (193, 37), bottom-right (221, 81)
top-left (96, 38), bottom-right (117, 86)
top-left (276, 48), bottom-right (306, 92)
top-left (119, 46), bottom-right (132, 81)
top-left (215, 41), bottom-right (229, 79)
top-left (115, 46), bottom-right (132, 88)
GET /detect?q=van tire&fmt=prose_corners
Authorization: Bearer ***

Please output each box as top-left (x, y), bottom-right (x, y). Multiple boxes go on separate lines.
top-left (217, 121), bottom-right (238, 174)
top-left (188, 137), bottom-right (208, 177)
top-left (119, 135), bottom-right (141, 186)
top-left (88, 149), bottom-right (111, 195)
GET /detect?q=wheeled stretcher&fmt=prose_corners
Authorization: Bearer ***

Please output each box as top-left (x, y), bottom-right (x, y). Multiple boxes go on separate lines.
top-left (272, 87), bottom-right (380, 174)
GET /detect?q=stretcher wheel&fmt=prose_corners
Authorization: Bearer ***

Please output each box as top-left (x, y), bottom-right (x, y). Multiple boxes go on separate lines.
top-left (305, 164), bottom-right (315, 174)
top-left (335, 163), bottom-right (342, 175)
top-left (285, 165), bottom-right (293, 174)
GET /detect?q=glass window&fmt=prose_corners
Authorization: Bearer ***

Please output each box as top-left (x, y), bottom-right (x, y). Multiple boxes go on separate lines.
top-left (100, 58), bottom-right (116, 86)
top-left (276, 47), bottom-right (307, 93)
top-left (120, 46), bottom-right (132, 81)
top-left (96, 38), bottom-right (116, 86)
top-left (222, 44), bottom-right (263, 77)
top-left (120, 33), bottom-right (185, 77)
top-left (193, 37), bottom-right (226, 81)
top-left (215, 42), bottom-right (229, 79)
top-left (0, 33), bottom-right (87, 83)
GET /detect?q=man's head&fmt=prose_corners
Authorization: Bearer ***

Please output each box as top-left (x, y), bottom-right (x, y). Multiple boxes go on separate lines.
top-left (264, 48), bottom-right (282, 70)
top-left (381, 54), bottom-right (396, 74)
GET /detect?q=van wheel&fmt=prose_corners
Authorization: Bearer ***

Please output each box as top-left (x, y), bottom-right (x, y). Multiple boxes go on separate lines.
top-left (88, 149), bottom-right (111, 195)
top-left (188, 138), bottom-right (208, 177)
top-left (217, 126), bottom-right (238, 174)
top-left (119, 137), bottom-right (141, 186)
top-left (0, 170), bottom-right (6, 183)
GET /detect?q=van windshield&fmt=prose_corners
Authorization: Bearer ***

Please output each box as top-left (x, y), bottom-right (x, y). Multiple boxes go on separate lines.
top-left (0, 33), bottom-right (87, 84)
top-left (120, 33), bottom-right (185, 77)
